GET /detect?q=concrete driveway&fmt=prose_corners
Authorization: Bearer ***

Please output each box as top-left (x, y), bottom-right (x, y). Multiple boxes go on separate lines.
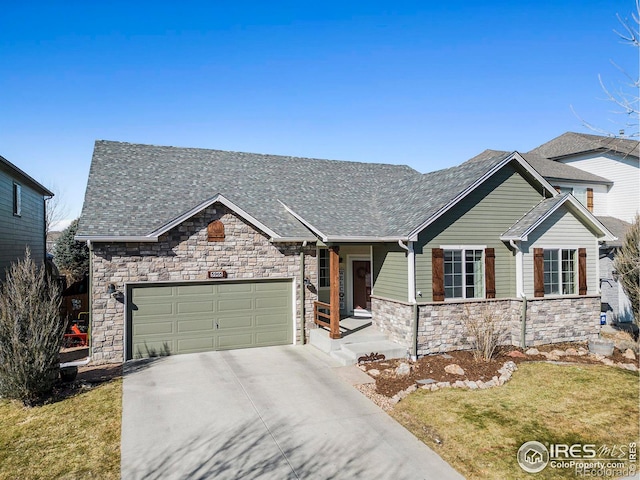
top-left (121, 345), bottom-right (463, 479)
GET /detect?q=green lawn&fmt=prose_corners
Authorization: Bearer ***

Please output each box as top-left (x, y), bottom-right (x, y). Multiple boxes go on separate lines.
top-left (0, 379), bottom-right (122, 480)
top-left (392, 363), bottom-right (639, 480)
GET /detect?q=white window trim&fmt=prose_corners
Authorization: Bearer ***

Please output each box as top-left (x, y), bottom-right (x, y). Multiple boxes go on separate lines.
top-left (317, 247), bottom-right (330, 289)
top-left (541, 247), bottom-right (579, 297)
top-left (440, 246), bottom-right (487, 301)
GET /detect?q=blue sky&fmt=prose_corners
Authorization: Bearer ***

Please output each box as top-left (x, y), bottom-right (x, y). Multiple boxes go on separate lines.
top-left (1, 1), bottom-right (636, 225)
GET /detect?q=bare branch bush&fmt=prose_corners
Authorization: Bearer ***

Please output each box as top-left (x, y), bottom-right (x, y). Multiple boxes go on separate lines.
top-left (0, 248), bottom-right (64, 406)
top-left (572, 1), bottom-right (640, 137)
top-left (45, 183), bottom-right (69, 234)
top-left (614, 214), bottom-right (640, 325)
top-left (462, 303), bottom-right (510, 362)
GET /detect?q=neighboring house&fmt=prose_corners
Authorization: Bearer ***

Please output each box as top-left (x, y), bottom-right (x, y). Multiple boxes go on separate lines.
top-left (76, 141), bottom-right (614, 363)
top-left (529, 132), bottom-right (639, 324)
top-left (0, 154), bottom-right (53, 281)
top-left (530, 132), bottom-right (639, 223)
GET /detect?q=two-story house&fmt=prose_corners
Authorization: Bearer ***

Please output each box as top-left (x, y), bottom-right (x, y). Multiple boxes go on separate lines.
top-left (0, 154), bottom-right (53, 282)
top-left (529, 132), bottom-right (640, 323)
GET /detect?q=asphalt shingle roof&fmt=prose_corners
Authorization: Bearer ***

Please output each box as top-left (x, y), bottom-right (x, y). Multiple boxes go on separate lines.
top-left (464, 149), bottom-right (612, 184)
top-left (596, 216), bottom-right (631, 247)
top-left (78, 141), bottom-right (517, 240)
top-left (501, 194), bottom-right (570, 240)
top-left (529, 132), bottom-right (639, 160)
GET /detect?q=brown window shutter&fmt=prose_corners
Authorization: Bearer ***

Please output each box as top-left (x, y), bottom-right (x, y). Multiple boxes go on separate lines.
top-left (578, 248), bottom-right (587, 295)
top-left (432, 248), bottom-right (445, 301)
top-left (586, 188), bottom-right (594, 212)
top-left (484, 248), bottom-right (496, 298)
top-left (534, 248), bottom-right (545, 297)
top-left (207, 220), bottom-right (225, 242)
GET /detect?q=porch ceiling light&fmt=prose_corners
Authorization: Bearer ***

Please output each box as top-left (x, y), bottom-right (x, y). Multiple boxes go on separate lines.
top-left (107, 283), bottom-right (116, 295)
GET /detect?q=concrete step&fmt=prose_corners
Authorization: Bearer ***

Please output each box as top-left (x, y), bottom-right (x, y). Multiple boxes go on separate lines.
top-left (339, 340), bottom-right (408, 365)
top-left (328, 349), bottom-right (355, 366)
top-left (309, 328), bottom-right (388, 353)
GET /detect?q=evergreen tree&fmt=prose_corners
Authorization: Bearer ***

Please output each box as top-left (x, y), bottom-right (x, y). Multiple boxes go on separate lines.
top-left (53, 219), bottom-right (89, 281)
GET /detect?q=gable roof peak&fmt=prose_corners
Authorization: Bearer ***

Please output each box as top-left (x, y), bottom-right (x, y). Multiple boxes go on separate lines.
top-left (529, 131), bottom-right (639, 160)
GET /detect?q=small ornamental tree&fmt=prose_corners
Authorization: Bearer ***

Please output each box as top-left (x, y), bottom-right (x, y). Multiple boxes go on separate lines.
top-left (53, 219), bottom-right (89, 282)
top-left (0, 248), bottom-right (64, 406)
top-left (614, 214), bottom-right (640, 325)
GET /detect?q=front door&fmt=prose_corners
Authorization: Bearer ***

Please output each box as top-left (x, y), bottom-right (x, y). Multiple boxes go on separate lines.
top-left (352, 260), bottom-right (371, 312)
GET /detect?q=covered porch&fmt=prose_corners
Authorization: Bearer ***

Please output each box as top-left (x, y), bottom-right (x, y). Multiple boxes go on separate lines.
top-left (313, 244), bottom-right (373, 339)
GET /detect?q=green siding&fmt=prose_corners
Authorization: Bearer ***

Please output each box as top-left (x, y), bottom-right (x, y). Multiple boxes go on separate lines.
top-left (0, 168), bottom-right (46, 281)
top-left (128, 280), bottom-right (293, 359)
top-left (373, 244), bottom-right (408, 302)
top-left (415, 164), bottom-right (544, 301)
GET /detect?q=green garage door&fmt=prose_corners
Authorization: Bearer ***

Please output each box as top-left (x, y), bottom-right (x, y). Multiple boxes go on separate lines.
top-left (127, 280), bottom-right (293, 359)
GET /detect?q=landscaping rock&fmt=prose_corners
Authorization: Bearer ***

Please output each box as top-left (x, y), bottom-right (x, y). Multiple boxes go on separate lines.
top-left (444, 364), bottom-right (465, 376)
top-left (541, 352), bottom-right (560, 361)
top-left (406, 384), bottom-right (418, 394)
top-left (601, 358), bottom-right (615, 367)
top-left (507, 350), bottom-right (527, 358)
top-left (466, 381), bottom-right (479, 390)
top-left (623, 349), bottom-right (636, 360)
top-left (395, 363), bottom-right (411, 376)
top-left (564, 348), bottom-right (579, 356)
top-left (577, 347), bottom-right (589, 356)
top-left (525, 348), bottom-right (540, 355)
top-left (453, 380), bottom-right (466, 388)
top-left (440, 353), bottom-right (453, 359)
top-left (550, 349), bottom-right (566, 357)
top-left (416, 378), bottom-right (436, 385)
top-left (620, 363), bottom-right (638, 372)
top-left (436, 381), bottom-right (450, 389)
top-left (368, 369), bottom-right (380, 377)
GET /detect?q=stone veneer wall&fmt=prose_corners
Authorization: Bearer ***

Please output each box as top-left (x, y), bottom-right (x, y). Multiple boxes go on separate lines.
top-left (90, 205), bottom-right (318, 363)
top-left (373, 295), bottom-right (601, 357)
top-left (371, 296), bottom-right (413, 349)
top-left (523, 296), bottom-right (601, 346)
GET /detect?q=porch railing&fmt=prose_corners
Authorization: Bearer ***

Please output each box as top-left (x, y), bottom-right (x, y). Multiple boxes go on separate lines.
top-left (313, 301), bottom-right (331, 329)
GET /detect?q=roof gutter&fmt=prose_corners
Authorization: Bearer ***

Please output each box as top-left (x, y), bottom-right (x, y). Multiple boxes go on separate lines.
top-left (74, 235), bottom-right (159, 243)
top-left (324, 236), bottom-right (409, 243)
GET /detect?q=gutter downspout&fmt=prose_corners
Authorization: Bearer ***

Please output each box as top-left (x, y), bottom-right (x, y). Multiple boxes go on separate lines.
top-left (399, 240), bottom-right (418, 360)
top-left (521, 295), bottom-right (527, 348)
top-left (509, 239), bottom-right (527, 348)
top-left (299, 241), bottom-right (307, 345)
top-left (87, 240), bottom-right (93, 357)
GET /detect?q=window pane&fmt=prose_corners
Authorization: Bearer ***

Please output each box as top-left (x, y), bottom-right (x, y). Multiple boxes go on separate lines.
top-left (573, 188), bottom-right (587, 207)
top-left (444, 250), bottom-right (462, 299)
top-left (318, 249), bottom-right (330, 287)
top-left (464, 249), bottom-right (484, 298)
top-left (561, 249), bottom-right (576, 294)
top-left (544, 250), bottom-right (559, 294)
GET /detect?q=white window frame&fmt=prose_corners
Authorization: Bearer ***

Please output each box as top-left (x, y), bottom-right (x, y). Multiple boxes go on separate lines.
top-left (440, 245), bottom-right (486, 300)
top-left (318, 248), bottom-right (330, 288)
top-left (542, 247), bottom-right (578, 296)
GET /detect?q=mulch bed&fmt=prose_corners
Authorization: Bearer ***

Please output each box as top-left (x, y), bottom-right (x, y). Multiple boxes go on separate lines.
top-left (360, 342), bottom-right (639, 397)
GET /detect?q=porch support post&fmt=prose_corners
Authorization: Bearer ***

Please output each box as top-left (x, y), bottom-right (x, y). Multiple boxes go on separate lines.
top-left (329, 245), bottom-right (341, 339)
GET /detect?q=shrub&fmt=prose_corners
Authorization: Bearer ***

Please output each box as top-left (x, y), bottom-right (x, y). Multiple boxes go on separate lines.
top-left (0, 248), bottom-right (64, 406)
top-left (614, 214), bottom-right (639, 325)
top-left (462, 303), bottom-right (510, 362)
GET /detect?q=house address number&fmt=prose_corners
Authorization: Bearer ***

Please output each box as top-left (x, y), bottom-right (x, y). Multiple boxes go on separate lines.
top-left (208, 270), bottom-right (228, 279)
